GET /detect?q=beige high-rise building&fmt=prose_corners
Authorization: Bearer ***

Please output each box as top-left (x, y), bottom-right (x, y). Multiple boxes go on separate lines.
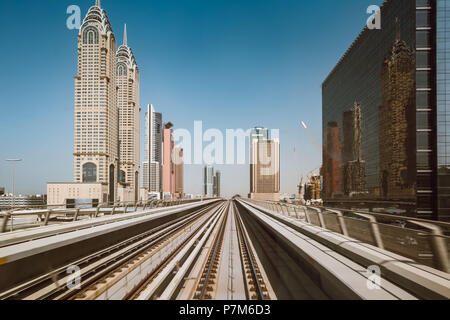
top-left (174, 145), bottom-right (184, 199)
top-left (73, 0), bottom-right (118, 203)
top-left (116, 24), bottom-right (140, 201)
top-left (249, 129), bottom-right (280, 202)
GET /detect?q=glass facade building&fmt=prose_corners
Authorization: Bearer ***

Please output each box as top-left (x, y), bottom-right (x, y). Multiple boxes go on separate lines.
top-left (322, 0), bottom-right (450, 221)
top-left (437, 0), bottom-right (450, 220)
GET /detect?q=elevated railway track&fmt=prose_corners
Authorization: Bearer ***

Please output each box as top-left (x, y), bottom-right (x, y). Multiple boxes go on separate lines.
top-left (0, 199), bottom-right (448, 300)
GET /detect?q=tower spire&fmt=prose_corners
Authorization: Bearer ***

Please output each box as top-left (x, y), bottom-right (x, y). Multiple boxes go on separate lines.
top-left (124, 24), bottom-right (127, 46)
top-left (96, 0), bottom-right (101, 8)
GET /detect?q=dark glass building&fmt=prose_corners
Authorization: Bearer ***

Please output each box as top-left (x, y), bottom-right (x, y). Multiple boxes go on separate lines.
top-left (322, 0), bottom-right (450, 221)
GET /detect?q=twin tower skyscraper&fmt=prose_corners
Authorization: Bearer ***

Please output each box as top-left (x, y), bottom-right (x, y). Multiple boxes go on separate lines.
top-left (73, 1), bottom-right (140, 203)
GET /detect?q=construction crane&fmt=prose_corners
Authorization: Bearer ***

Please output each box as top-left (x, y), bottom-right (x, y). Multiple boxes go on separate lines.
top-left (293, 144), bottom-right (323, 206)
top-left (299, 120), bottom-right (323, 207)
top-left (301, 121), bottom-right (322, 154)
top-left (310, 173), bottom-right (323, 206)
top-left (303, 168), bottom-right (322, 207)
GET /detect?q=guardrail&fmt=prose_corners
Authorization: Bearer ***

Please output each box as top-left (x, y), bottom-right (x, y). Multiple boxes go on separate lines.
top-left (243, 199), bottom-right (450, 274)
top-left (0, 198), bottom-right (212, 234)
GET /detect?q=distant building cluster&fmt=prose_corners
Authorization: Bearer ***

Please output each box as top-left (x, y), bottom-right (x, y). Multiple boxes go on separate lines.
top-left (202, 126), bottom-right (281, 201)
top-left (203, 166), bottom-right (221, 198)
top-left (322, 0), bottom-right (450, 221)
top-left (47, 1), bottom-right (183, 207)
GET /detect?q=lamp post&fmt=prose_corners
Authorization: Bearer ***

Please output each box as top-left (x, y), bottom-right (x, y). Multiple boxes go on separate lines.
top-left (5, 159), bottom-right (22, 209)
top-left (5, 159), bottom-right (22, 232)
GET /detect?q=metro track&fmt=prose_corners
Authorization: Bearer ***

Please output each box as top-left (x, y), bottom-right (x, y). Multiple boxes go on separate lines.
top-left (66, 201), bottom-right (225, 300)
top-left (234, 202), bottom-right (274, 300)
top-left (177, 201), bottom-right (274, 301)
top-left (194, 202), bottom-right (230, 300)
top-left (1, 199), bottom-right (448, 300)
top-left (133, 202), bottom-right (228, 300)
top-left (0, 201), bottom-right (223, 300)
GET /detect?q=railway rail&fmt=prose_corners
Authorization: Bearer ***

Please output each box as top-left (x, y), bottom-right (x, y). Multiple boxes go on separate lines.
top-left (134, 202), bottom-right (228, 300)
top-left (234, 202), bottom-right (273, 300)
top-left (194, 202), bottom-right (230, 300)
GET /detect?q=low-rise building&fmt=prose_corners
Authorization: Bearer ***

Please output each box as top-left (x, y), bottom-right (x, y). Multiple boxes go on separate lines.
top-left (0, 194), bottom-right (46, 209)
top-left (47, 183), bottom-right (108, 207)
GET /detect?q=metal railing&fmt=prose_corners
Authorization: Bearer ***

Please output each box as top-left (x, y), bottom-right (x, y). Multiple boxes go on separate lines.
top-left (0, 198), bottom-right (210, 234)
top-left (243, 199), bottom-right (450, 274)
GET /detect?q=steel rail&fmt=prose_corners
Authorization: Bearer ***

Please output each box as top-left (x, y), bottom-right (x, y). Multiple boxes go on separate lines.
top-left (131, 203), bottom-right (227, 300)
top-left (234, 204), bottom-right (266, 300)
top-left (155, 203), bottom-right (228, 300)
top-left (197, 201), bottom-right (230, 300)
top-left (124, 202), bottom-right (225, 300)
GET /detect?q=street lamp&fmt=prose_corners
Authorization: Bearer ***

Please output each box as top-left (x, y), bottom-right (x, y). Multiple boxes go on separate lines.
top-left (5, 159), bottom-right (22, 209)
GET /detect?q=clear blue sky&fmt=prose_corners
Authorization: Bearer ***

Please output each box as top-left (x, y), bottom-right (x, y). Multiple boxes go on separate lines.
top-left (0, 0), bottom-right (382, 198)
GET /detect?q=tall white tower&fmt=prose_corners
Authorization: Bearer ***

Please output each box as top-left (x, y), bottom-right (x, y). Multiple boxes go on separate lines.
top-left (74, 1), bottom-right (118, 203)
top-left (144, 104), bottom-right (162, 194)
top-left (116, 24), bottom-right (140, 201)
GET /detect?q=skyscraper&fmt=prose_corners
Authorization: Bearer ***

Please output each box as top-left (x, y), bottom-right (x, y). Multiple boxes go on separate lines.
top-left (213, 170), bottom-right (221, 197)
top-left (174, 145), bottom-right (184, 199)
top-left (143, 104), bottom-right (162, 195)
top-left (117, 24), bottom-right (140, 201)
top-left (73, 0), bottom-right (118, 203)
top-left (204, 166), bottom-right (214, 197)
top-left (436, 0), bottom-right (450, 221)
top-left (48, 1), bottom-right (144, 206)
top-left (163, 122), bottom-right (175, 199)
top-left (250, 127), bottom-right (280, 201)
top-left (322, 0), bottom-right (450, 221)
